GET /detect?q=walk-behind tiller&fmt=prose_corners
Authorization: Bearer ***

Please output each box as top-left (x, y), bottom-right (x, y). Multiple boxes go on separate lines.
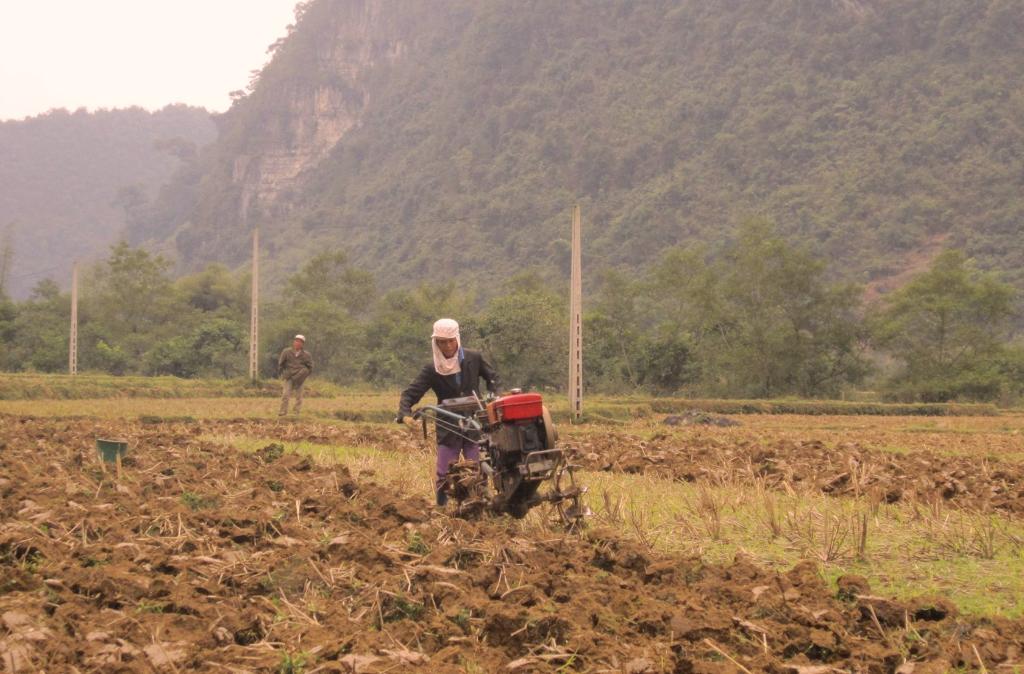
top-left (413, 392), bottom-right (590, 527)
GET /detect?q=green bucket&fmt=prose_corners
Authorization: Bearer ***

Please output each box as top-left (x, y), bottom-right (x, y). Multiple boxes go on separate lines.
top-left (96, 438), bottom-right (128, 463)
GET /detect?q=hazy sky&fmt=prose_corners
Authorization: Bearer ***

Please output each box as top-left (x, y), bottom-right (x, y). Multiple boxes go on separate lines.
top-left (0, 0), bottom-right (299, 120)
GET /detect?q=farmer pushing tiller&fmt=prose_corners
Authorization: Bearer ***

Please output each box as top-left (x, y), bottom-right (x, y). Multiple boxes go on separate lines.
top-left (397, 318), bottom-right (501, 505)
top-left (397, 318), bottom-right (588, 526)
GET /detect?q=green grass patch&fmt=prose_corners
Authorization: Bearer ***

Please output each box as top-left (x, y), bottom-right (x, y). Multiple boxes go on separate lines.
top-left (204, 434), bottom-right (435, 495)
top-left (0, 373), bottom-right (346, 400)
top-left (180, 491), bottom-right (219, 511)
top-left (541, 395), bottom-right (1000, 422)
top-left (277, 650), bottom-right (310, 674)
top-left (406, 531), bottom-right (430, 555)
top-left (0, 397), bottom-right (376, 420)
top-left (0, 376), bottom-right (1000, 421)
top-left (140, 414), bottom-right (198, 424)
top-left (380, 594), bottom-right (425, 624)
top-left (330, 408), bottom-right (397, 423)
top-left (568, 470), bottom-right (1024, 618)
top-left (649, 398), bottom-right (999, 417)
top-left (211, 429), bottom-right (1024, 618)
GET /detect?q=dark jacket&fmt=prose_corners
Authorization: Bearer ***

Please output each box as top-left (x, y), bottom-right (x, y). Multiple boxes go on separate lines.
top-left (278, 348), bottom-right (313, 384)
top-left (398, 348), bottom-right (500, 447)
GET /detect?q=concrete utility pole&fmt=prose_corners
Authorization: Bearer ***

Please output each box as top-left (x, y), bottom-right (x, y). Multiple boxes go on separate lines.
top-left (568, 205), bottom-right (583, 422)
top-left (249, 229), bottom-right (259, 381)
top-left (69, 262), bottom-right (78, 376)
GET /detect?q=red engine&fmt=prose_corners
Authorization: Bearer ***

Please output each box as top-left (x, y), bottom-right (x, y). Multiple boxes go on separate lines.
top-left (487, 392), bottom-right (544, 423)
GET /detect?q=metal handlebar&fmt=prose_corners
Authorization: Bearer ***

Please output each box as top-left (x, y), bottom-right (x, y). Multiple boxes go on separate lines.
top-left (411, 405), bottom-right (484, 433)
top-left (411, 401), bottom-right (483, 432)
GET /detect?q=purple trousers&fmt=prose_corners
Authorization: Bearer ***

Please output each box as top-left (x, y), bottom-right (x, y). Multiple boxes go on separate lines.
top-left (436, 439), bottom-right (480, 490)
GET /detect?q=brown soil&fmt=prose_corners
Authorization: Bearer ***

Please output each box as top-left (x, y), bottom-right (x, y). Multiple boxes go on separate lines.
top-left (195, 416), bottom-right (1024, 514)
top-left (568, 429), bottom-right (1024, 514)
top-left (1, 416), bottom-right (1023, 672)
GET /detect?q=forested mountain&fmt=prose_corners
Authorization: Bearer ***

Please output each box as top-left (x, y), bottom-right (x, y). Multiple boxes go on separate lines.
top-left (0, 106), bottom-right (215, 297)
top-left (135, 0), bottom-right (1023, 295)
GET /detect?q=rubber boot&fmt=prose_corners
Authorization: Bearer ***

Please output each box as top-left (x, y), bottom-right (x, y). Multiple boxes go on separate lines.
top-left (436, 489), bottom-right (448, 507)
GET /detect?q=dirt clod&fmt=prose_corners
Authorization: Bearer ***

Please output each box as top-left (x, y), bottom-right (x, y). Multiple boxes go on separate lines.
top-left (836, 574), bottom-right (871, 600)
top-left (255, 441), bottom-right (285, 462)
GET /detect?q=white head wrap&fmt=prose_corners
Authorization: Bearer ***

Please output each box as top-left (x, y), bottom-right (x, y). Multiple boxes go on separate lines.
top-left (431, 318), bottom-right (461, 376)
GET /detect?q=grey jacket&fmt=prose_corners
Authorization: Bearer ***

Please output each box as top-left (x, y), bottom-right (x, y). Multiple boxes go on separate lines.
top-left (278, 348), bottom-right (313, 384)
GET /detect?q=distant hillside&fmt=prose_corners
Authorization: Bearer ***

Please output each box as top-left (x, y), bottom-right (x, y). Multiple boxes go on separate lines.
top-left (136, 0), bottom-right (1024, 295)
top-left (0, 106), bottom-right (215, 297)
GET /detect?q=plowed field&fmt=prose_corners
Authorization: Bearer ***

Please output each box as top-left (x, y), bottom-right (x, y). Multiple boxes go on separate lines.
top-left (2, 415), bottom-right (1023, 672)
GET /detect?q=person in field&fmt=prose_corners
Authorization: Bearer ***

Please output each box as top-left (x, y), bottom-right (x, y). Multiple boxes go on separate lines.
top-left (278, 334), bottom-right (313, 416)
top-left (397, 318), bottom-right (500, 505)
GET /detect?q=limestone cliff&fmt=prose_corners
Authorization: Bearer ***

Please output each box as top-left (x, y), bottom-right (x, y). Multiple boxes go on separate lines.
top-left (227, 0), bottom-right (413, 228)
top-left (143, 0), bottom-right (1024, 296)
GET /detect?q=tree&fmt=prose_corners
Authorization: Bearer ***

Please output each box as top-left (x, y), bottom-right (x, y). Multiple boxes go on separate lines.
top-left (87, 242), bottom-right (175, 363)
top-left (362, 283), bottom-right (476, 386)
top-left (0, 223), bottom-right (13, 298)
top-left (7, 279), bottom-right (70, 372)
top-left (634, 330), bottom-right (698, 394)
top-left (478, 272), bottom-right (566, 390)
top-left (144, 336), bottom-right (194, 378)
top-left (873, 250), bottom-right (1017, 401)
top-left (175, 264), bottom-right (248, 314)
top-left (146, 317), bottom-right (246, 378)
top-left (283, 251), bottom-right (374, 316)
top-left (113, 185), bottom-right (150, 236)
top-left (265, 250), bottom-right (376, 383)
top-left (646, 219), bottom-right (867, 398)
top-left (712, 219), bottom-right (868, 398)
top-left (0, 227), bottom-right (16, 368)
top-left (639, 245), bottom-right (728, 394)
top-left (585, 270), bottom-right (655, 391)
